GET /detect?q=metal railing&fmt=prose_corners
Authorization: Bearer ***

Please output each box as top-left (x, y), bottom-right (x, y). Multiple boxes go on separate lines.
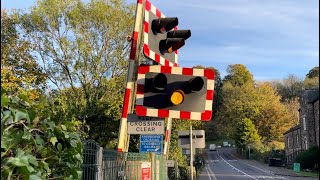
top-left (82, 140), bottom-right (100, 180)
top-left (82, 140), bottom-right (168, 180)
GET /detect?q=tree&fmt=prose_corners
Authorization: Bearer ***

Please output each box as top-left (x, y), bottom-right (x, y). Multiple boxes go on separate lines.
top-left (223, 64), bottom-right (254, 87)
top-left (234, 118), bottom-right (261, 150)
top-left (304, 67), bottom-right (319, 89)
top-left (218, 65), bottom-right (292, 149)
top-left (306, 67), bottom-right (319, 79)
top-left (193, 65), bottom-right (223, 139)
top-left (254, 82), bottom-right (292, 146)
top-left (1, 10), bottom-right (46, 99)
top-left (16, 0), bottom-right (135, 144)
top-left (216, 80), bottom-right (259, 136)
top-left (272, 74), bottom-right (304, 102)
top-left (168, 119), bottom-right (204, 166)
top-left (282, 97), bottom-right (300, 125)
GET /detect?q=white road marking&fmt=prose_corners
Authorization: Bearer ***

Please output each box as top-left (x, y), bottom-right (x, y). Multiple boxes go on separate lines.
top-left (255, 175), bottom-right (288, 179)
top-left (206, 163), bottom-right (218, 180)
top-left (217, 150), bottom-right (259, 180)
top-left (205, 166), bottom-right (213, 180)
top-left (226, 150), bottom-right (290, 180)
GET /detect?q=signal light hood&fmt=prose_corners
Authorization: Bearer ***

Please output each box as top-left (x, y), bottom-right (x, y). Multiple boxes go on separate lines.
top-left (167, 30), bottom-right (191, 40)
top-left (152, 73), bottom-right (167, 90)
top-left (152, 17), bottom-right (178, 34)
top-left (159, 38), bottom-right (185, 54)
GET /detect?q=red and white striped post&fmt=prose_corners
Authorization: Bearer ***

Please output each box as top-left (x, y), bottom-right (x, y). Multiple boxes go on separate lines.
top-left (117, 0), bottom-right (146, 152)
top-left (163, 117), bottom-right (172, 159)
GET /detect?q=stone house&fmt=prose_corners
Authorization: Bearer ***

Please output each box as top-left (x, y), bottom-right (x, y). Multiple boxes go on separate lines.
top-left (283, 125), bottom-right (301, 165)
top-left (284, 89), bottom-right (319, 165)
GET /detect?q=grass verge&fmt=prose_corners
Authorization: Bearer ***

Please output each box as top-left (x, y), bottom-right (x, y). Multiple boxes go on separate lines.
top-left (293, 171), bottom-right (319, 177)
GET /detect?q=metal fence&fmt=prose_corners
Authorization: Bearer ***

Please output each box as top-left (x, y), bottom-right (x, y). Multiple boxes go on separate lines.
top-left (82, 140), bottom-right (168, 180)
top-left (82, 140), bottom-right (100, 180)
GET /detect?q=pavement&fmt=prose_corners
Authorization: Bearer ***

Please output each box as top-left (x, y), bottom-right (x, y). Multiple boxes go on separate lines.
top-left (198, 147), bottom-right (318, 180)
top-left (227, 148), bottom-right (318, 178)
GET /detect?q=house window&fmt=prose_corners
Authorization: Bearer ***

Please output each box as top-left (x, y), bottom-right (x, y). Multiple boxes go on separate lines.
top-left (305, 138), bottom-right (308, 149)
top-left (303, 117), bottom-right (306, 130)
top-left (287, 137), bottom-right (290, 148)
top-left (296, 134), bottom-right (299, 145)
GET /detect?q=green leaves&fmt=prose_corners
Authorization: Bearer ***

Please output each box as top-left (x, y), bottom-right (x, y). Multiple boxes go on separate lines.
top-left (1, 92), bottom-right (82, 179)
top-left (7, 149), bottom-right (37, 173)
top-left (234, 118), bottom-right (261, 150)
top-left (50, 137), bottom-right (58, 146)
top-left (1, 110), bottom-right (13, 125)
top-left (22, 129), bottom-right (32, 140)
top-left (1, 94), bottom-right (10, 108)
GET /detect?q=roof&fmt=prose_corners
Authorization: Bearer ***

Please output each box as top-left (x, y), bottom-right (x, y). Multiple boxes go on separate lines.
top-left (283, 124), bottom-right (300, 135)
top-left (301, 89), bottom-right (319, 104)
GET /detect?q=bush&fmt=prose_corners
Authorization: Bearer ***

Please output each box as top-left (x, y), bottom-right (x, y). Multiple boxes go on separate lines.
top-left (1, 90), bottom-right (83, 179)
top-left (295, 146), bottom-right (320, 171)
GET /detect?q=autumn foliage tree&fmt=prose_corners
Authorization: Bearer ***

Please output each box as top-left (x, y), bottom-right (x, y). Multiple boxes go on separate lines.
top-left (15, 0), bottom-right (135, 146)
top-left (193, 65), bottom-right (223, 140)
top-left (1, 10), bottom-right (46, 100)
top-left (272, 74), bottom-right (304, 102)
top-left (218, 64), bottom-right (293, 149)
top-left (234, 118), bottom-right (261, 150)
top-left (254, 82), bottom-right (293, 146)
top-left (304, 67), bottom-right (319, 89)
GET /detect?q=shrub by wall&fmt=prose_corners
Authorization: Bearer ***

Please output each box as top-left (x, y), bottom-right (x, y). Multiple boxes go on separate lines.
top-left (1, 89), bottom-right (83, 179)
top-left (295, 146), bottom-right (320, 171)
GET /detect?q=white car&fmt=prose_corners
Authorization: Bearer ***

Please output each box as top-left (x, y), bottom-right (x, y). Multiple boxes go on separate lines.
top-left (209, 144), bottom-right (216, 151)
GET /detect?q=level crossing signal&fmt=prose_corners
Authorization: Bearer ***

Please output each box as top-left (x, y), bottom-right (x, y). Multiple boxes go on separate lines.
top-left (143, 0), bottom-right (191, 66)
top-left (135, 65), bottom-right (215, 121)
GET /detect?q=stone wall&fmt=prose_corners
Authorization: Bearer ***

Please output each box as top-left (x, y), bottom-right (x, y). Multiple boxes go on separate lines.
top-left (314, 100), bottom-right (319, 147)
top-left (284, 127), bottom-right (301, 165)
top-left (299, 90), bottom-right (318, 150)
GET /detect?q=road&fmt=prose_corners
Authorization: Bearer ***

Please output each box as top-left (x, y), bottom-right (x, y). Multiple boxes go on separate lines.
top-left (198, 148), bottom-right (312, 180)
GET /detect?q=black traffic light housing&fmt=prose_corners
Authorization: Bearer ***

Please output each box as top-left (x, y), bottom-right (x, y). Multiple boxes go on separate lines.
top-left (136, 66), bottom-right (215, 120)
top-left (151, 17), bottom-right (191, 55)
top-left (144, 10), bottom-right (191, 65)
top-left (142, 72), bottom-right (207, 111)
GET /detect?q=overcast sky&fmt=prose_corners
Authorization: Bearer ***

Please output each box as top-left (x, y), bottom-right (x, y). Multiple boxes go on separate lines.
top-left (2, 0), bottom-right (319, 81)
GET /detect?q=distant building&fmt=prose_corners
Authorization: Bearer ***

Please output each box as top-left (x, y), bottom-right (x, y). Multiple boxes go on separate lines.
top-left (284, 89), bottom-right (319, 165)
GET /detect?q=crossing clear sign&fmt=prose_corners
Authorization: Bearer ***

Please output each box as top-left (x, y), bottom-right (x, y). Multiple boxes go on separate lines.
top-left (140, 135), bottom-right (163, 154)
top-left (127, 114), bottom-right (164, 134)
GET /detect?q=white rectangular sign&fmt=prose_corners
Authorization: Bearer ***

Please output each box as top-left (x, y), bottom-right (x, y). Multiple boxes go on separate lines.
top-left (182, 148), bottom-right (195, 155)
top-left (178, 130), bottom-right (205, 149)
top-left (166, 160), bottom-right (174, 167)
top-left (127, 114), bottom-right (165, 134)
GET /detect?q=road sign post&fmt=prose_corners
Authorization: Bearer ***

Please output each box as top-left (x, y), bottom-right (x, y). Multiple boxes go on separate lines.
top-left (190, 125), bottom-right (193, 180)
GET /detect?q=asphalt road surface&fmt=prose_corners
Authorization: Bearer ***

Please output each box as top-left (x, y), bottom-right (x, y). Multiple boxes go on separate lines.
top-left (198, 148), bottom-right (309, 180)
